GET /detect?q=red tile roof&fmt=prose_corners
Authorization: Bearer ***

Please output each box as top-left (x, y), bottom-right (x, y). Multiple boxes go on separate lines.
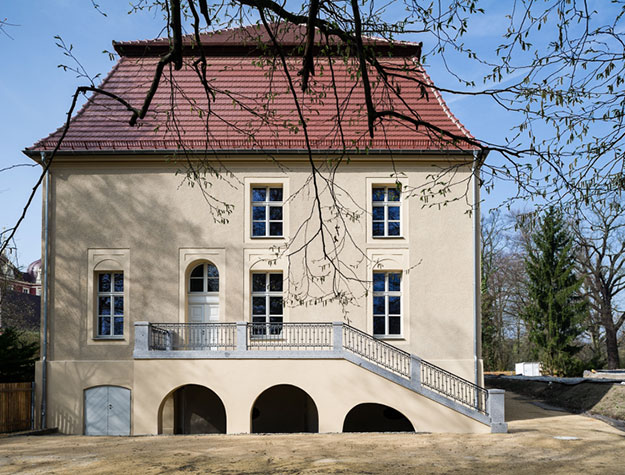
top-left (28, 24), bottom-right (476, 154)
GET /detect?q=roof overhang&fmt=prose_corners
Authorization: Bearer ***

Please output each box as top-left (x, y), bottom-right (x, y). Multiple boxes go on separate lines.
top-left (23, 147), bottom-right (486, 165)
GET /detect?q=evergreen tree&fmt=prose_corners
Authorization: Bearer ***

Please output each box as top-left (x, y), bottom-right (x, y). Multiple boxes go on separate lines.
top-left (0, 328), bottom-right (39, 382)
top-left (481, 276), bottom-right (499, 371)
top-left (523, 208), bottom-right (587, 376)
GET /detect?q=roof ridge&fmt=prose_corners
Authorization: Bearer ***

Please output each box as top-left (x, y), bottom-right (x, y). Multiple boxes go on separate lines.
top-left (113, 22), bottom-right (422, 58)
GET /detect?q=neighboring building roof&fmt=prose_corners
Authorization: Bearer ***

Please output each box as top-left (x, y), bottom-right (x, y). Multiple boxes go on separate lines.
top-left (26, 23), bottom-right (476, 155)
top-left (26, 259), bottom-right (41, 284)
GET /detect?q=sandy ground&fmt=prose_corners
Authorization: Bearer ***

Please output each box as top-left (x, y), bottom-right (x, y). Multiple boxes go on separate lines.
top-left (0, 392), bottom-right (623, 474)
top-left (486, 375), bottom-right (625, 421)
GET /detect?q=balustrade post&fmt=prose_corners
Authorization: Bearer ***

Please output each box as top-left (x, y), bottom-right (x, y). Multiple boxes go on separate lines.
top-left (236, 321), bottom-right (247, 352)
top-left (410, 355), bottom-right (421, 389)
top-left (332, 322), bottom-right (343, 353)
top-left (165, 330), bottom-right (172, 351)
top-left (134, 321), bottom-right (150, 355)
top-left (487, 389), bottom-right (508, 433)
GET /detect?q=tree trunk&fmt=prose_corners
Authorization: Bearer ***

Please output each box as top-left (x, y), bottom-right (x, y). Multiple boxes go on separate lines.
top-left (602, 308), bottom-right (621, 369)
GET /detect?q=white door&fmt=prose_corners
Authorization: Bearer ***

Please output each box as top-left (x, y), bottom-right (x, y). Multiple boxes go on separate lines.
top-left (188, 296), bottom-right (219, 323)
top-left (188, 295), bottom-right (219, 347)
top-left (85, 386), bottom-right (131, 436)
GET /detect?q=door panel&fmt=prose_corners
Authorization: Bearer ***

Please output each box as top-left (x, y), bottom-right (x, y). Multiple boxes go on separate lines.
top-left (189, 305), bottom-right (204, 323)
top-left (107, 387), bottom-right (131, 436)
top-left (207, 303), bottom-right (219, 321)
top-left (85, 387), bottom-right (108, 435)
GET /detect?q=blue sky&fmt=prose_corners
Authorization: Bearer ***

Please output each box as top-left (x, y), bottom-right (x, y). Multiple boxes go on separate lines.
top-left (1, 2), bottom-right (165, 267)
top-left (0, 1), bottom-right (582, 266)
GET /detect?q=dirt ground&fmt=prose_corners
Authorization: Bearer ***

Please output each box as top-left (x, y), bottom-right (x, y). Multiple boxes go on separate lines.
top-left (487, 375), bottom-right (625, 421)
top-left (0, 392), bottom-right (623, 475)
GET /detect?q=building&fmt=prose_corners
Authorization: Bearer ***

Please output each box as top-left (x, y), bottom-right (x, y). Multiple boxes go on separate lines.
top-left (25, 24), bottom-right (506, 435)
top-left (0, 255), bottom-right (41, 297)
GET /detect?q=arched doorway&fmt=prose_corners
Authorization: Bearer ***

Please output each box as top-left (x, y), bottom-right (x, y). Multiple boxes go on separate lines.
top-left (159, 384), bottom-right (226, 434)
top-left (188, 262), bottom-right (219, 323)
top-left (251, 384), bottom-right (318, 433)
top-left (342, 403), bottom-right (415, 432)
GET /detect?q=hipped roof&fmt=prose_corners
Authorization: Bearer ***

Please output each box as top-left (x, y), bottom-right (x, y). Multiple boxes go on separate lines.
top-left (27, 23), bottom-right (477, 156)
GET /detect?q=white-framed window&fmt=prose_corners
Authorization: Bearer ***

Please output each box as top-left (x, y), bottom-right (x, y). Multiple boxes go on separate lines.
top-left (22, 288), bottom-right (29, 294)
top-left (189, 263), bottom-right (219, 293)
top-left (372, 271), bottom-right (401, 336)
top-left (372, 186), bottom-right (401, 237)
top-left (251, 186), bottom-right (283, 237)
top-left (97, 272), bottom-right (124, 337)
top-left (251, 272), bottom-right (283, 335)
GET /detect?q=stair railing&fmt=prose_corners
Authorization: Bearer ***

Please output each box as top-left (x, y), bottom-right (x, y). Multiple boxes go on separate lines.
top-left (342, 324), bottom-right (411, 378)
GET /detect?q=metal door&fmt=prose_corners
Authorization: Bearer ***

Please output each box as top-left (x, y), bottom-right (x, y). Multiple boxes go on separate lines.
top-left (85, 386), bottom-right (130, 435)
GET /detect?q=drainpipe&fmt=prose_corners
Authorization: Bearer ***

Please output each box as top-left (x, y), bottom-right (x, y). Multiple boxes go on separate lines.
top-left (472, 150), bottom-right (481, 387)
top-left (41, 151), bottom-right (50, 429)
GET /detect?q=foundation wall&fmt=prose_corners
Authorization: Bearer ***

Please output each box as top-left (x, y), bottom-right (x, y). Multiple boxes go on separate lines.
top-left (42, 358), bottom-right (488, 435)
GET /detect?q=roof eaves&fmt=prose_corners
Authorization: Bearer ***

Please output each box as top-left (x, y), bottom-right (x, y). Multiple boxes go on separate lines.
top-left (24, 147), bottom-right (477, 159)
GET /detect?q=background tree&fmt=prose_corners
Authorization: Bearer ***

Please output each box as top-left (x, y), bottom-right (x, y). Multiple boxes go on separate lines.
top-left (573, 198), bottom-right (625, 369)
top-left (522, 207), bottom-right (587, 376)
top-left (481, 210), bottom-right (533, 371)
top-left (0, 327), bottom-right (38, 382)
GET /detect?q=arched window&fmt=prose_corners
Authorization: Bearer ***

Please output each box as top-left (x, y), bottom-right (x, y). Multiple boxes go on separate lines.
top-left (189, 263), bottom-right (219, 293)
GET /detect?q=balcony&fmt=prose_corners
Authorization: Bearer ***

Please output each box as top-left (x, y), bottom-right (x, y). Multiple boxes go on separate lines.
top-left (134, 321), bottom-right (409, 375)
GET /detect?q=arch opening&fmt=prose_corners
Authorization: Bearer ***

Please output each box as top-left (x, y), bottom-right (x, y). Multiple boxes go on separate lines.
top-left (251, 384), bottom-right (318, 433)
top-left (158, 384), bottom-right (226, 435)
top-left (342, 403), bottom-right (415, 433)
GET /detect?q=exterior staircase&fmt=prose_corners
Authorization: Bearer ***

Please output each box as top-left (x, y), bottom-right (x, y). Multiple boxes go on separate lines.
top-left (134, 321), bottom-right (507, 433)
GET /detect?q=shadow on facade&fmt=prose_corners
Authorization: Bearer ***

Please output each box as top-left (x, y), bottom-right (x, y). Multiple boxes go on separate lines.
top-left (158, 384), bottom-right (226, 434)
top-left (343, 403), bottom-right (415, 432)
top-left (251, 384), bottom-right (318, 433)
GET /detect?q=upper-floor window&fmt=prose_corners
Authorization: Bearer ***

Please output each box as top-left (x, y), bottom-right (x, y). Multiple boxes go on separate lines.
top-left (251, 272), bottom-right (283, 335)
top-left (251, 187), bottom-right (283, 237)
top-left (98, 272), bottom-right (124, 337)
top-left (372, 187), bottom-right (401, 237)
top-left (373, 272), bottom-right (401, 337)
top-left (189, 263), bottom-right (219, 293)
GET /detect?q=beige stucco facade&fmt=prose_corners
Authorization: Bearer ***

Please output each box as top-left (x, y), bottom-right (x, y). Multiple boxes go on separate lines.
top-left (36, 153), bottom-right (488, 434)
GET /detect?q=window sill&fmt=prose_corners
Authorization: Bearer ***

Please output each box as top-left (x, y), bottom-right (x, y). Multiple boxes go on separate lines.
top-left (250, 236), bottom-right (285, 240)
top-left (93, 336), bottom-right (125, 341)
top-left (371, 236), bottom-right (405, 239)
top-left (374, 335), bottom-right (405, 341)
